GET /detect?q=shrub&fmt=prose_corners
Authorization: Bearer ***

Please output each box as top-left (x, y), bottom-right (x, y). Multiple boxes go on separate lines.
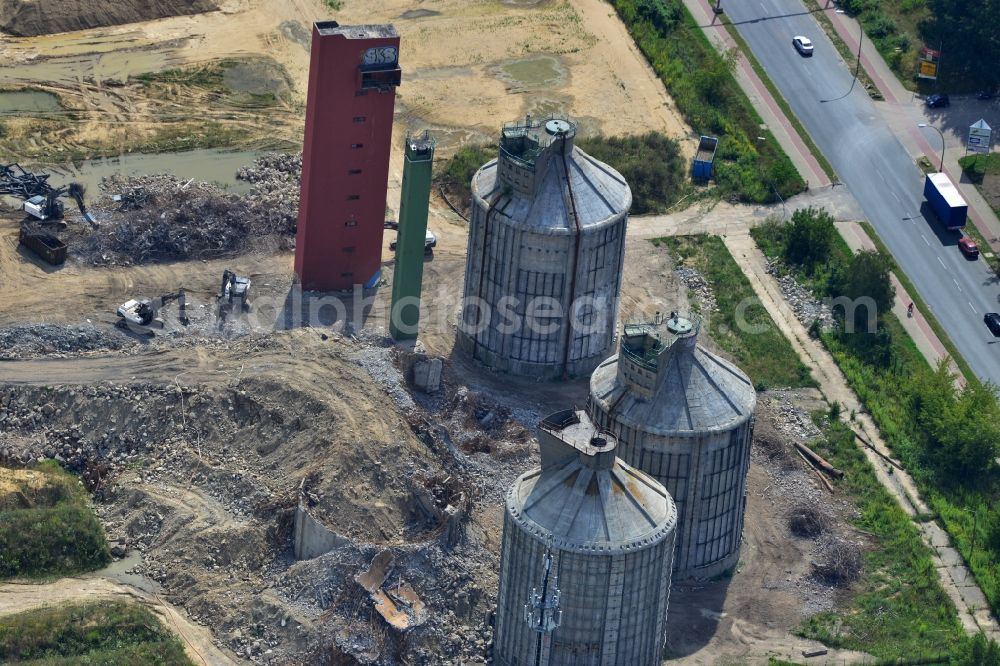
top-left (609, 0), bottom-right (804, 203)
top-left (577, 132), bottom-right (688, 214)
top-left (784, 206), bottom-right (836, 274)
top-left (868, 13), bottom-right (898, 40)
top-left (0, 461), bottom-right (110, 579)
top-left (435, 133), bottom-right (690, 216)
top-left (814, 536), bottom-right (864, 587)
top-left (635, 0), bottom-right (683, 32)
top-left (788, 504), bottom-right (829, 538)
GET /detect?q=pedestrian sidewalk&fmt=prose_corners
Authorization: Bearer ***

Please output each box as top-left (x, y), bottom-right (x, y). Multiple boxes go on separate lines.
top-left (823, 3), bottom-right (1000, 256)
top-left (682, 0), bottom-right (831, 188)
top-left (723, 229), bottom-right (996, 640)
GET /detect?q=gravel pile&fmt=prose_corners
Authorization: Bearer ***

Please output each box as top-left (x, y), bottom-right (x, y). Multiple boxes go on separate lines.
top-left (766, 259), bottom-right (836, 330)
top-left (673, 265), bottom-right (717, 313)
top-left (0, 324), bottom-right (135, 359)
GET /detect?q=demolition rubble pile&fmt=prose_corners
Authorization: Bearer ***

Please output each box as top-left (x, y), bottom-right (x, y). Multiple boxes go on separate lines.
top-left (0, 331), bottom-right (539, 665)
top-left (674, 265), bottom-right (717, 314)
top-left (765, 258), bottom-right (836, 330)
top-left (0, 324), bottom-right (135, 360)
top-left (72, 153), bottom-right (301, 266)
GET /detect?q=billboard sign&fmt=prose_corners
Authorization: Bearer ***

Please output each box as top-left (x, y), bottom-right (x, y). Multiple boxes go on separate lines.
top-left (968, 119), bottom-right (993, 155)
top-left (918, 47), bottom-right (940, 80)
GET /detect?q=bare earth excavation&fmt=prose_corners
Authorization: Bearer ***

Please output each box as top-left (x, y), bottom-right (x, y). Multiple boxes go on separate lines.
top-left (4, 0), bottom-right (995, 665)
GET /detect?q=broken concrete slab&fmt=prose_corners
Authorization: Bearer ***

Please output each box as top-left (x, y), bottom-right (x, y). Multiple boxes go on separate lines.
top-left (413, 357), bottom-right (442, 393)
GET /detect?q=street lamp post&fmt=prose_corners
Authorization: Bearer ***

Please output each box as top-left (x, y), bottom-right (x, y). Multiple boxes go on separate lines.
top-left (820, 12), bottom-right (864, 103)
top-left (918, 123), bottom-right (946, 172)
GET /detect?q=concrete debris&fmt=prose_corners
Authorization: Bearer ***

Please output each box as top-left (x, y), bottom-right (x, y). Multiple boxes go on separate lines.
top-left (0, 328), bottom-right (544, 665)
top-left (412, 357), bottom-right (443, 393)
top-left (68, 153), bottom-right (301, 266)
top-left (673, 265), bottom-right (717, 314)
top-left (0, 323), bottom-right (135, 359)
top-left (765, 258), bottom-right (836, 330)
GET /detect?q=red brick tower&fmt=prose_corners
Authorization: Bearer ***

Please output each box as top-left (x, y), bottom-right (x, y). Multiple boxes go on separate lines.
top-left (294, 22), bottom-right (401, 291)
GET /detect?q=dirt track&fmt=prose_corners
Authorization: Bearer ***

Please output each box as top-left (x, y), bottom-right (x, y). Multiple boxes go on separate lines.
top-left (0, 576), bottom-right (238, 665)
top-left (0, 0), bottom-right (909, 662)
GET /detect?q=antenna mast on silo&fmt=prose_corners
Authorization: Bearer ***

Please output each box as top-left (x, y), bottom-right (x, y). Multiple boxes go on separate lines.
top-left (524, 550), bottom-right (561, 666)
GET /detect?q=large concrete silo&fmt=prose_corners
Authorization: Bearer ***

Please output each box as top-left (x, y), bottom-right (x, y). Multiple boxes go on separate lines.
top-left (494, 410), bottom-right (677, 666)
top-left (457, 116), bottom-right (631, 379)
top-left (588, 314), bottom-right (756, 579)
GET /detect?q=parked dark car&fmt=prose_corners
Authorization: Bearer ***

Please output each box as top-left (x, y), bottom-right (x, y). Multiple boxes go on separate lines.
top-left (985, 312), bottom-right (1000, 337)
top-left (977, 90), bottom-right (995, 100)
top-left (926, 94), bottom-right (950, 108)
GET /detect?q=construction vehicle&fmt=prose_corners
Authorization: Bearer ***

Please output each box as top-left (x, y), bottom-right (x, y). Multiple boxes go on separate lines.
top-left (217, 270), bottom-right (252, 319)
top-left (2, 164), bottom-right (93, 225)
top-left (117, 290), bottom-right (189, 335)
top-left (22, 191), bottom-right (65, 222)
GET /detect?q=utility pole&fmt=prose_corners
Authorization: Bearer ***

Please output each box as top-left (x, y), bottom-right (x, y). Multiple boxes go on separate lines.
top-left (524, 551), bottom-right (562, 666)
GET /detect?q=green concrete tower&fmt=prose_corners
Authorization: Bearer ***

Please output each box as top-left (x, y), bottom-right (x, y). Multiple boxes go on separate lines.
top-left (390, 131), bottom-right (435, 340)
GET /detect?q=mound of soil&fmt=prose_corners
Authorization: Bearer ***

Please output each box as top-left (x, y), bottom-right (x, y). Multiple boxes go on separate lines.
top-left (0, 0), bottom-right (217, 37)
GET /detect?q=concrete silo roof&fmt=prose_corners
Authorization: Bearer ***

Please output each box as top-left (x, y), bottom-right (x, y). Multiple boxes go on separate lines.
top-left (471, 146), bottom-right (632, 234)
top-left (591, 344), bottom-right (756, 436)
top-left (506, 456), bottom-right (676, 555)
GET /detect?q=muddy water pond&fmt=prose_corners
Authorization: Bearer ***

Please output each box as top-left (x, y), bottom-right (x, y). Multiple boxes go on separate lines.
top-left (0, 90), bottom-right (63, 115)
top-left (47, 148), bottom-right (263, 196)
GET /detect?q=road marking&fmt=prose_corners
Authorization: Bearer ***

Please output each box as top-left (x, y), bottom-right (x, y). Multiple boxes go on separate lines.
top-left (970, 302), bottom-right (978, 314)
top-left (937, 256), bottom-right (946, 268)
top-left (922, 234), bottom-right (930, 246)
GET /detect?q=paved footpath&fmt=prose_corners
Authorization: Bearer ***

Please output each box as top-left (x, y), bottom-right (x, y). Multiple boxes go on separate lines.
top-left (666, 0), bottom-right (1000, 638)
top-left (631, 187), bottom-right (998, 638)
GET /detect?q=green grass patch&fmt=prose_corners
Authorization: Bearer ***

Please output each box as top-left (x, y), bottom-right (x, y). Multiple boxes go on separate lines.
top-left (434, 132), bottom-right (693, 216)
top-left (717, 14), bottom-right (839, 183)
top-left (134, 62), bottom-right (227, 87)
top-left (0, 601), bottom-right (193, 665)
top-left (753, 213), bottom-right (1000, 624)
top-left (0, 461), bottom-right (110, 580)
top-left (960, 153), bottom-right (1000, 186)
top-left (608, 0), bottom-right (805, 203)
top-left (959, 153), bottom-right (1000, 219)
top-left (651, 234), bottom-right (814, 389)
top-left (798, 416), bottom-right (965, 659)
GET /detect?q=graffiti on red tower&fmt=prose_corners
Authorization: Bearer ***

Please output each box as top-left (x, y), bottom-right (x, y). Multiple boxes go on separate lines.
top-left (294, 22), bottom-right (401, 291)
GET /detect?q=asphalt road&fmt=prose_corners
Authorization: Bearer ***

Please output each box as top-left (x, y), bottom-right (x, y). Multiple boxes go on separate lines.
top-left (721, 0), bottom-right (1000, 385)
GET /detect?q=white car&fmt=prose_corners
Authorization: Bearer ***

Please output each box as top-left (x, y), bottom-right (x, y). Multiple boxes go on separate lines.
top-left (389, 229), bottom-right (437, 253)
top-left (793, 36), bottom-right (814, 56)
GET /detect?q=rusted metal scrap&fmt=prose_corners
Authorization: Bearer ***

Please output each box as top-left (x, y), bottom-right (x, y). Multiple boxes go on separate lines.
top-left (354, 550), bottom-right (428, 632)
